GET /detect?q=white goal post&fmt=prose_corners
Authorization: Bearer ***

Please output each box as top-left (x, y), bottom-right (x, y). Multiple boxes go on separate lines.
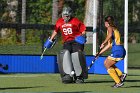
top-left (124, 0), bottom-right (128, 74)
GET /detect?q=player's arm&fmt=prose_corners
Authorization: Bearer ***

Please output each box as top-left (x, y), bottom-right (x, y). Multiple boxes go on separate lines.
top-left (75, 21), bottom-right (86, 44)
top-left (99, 41), bottom-right (112, 55)
top-left (81, 30), bottom-right (86, 35)
top-left (80, 21), bottom-right (86, 35)
top-left (44, 30), bottom-right (57, 49)
top-left (75, 30), bottom-right (86, 44)
top-left (50, 30), bottom-right (57, 41)
top-left (100, 26), bottom-right (113, 49)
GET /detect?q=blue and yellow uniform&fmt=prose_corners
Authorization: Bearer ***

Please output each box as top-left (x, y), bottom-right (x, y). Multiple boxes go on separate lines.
top-left (107, 28), bottom-right (126, 61)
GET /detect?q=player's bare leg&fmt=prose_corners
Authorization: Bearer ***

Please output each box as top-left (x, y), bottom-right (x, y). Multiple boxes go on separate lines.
top-left (104, 59), bottom-right (124, 88)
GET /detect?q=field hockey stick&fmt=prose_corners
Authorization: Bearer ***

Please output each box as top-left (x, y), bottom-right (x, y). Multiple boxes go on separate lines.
top-left (40, 38), bottom-right (57, 60)
top-left (40, 48), bottom-right (47, 60)
top-left (88, 49), bottom-right (102, 70)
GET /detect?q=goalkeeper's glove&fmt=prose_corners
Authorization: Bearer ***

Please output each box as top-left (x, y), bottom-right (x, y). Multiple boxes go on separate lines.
top-left (44, 37), bottom-right (56, 49)
top-left (75, 34), bottom-right (86, 44)
top-left (44, 38), bottom-right (53, 49)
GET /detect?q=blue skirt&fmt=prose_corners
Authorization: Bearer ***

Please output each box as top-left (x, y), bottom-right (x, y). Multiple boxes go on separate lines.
top-left (111, 45), bottom-right (126, 58)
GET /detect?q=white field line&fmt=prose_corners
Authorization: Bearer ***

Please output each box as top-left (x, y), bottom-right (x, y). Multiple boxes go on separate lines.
top-left (0, 74), bottom-right (46, 78)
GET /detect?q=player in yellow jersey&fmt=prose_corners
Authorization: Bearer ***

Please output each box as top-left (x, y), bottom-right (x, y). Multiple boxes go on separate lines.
top-left (98, 16), bottom-right (127, 88)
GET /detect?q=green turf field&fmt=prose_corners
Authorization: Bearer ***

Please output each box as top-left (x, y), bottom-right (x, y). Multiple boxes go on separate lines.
top-left (0, 69), bottom-right (140, 93)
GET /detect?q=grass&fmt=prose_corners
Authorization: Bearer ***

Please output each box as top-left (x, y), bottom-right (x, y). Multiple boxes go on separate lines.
top-left (0, 69), bottom-right (140, 93)
top-left (128, 43), bottom-right (140, 67)
top-left (0, 42), bottom-right (139, 92)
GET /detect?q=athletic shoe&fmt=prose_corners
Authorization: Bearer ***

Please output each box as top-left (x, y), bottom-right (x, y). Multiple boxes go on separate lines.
top-left (62, 75), bottom-right (74, 84)
top-left (75, 79), bottom-right (84, 84)
top-left (120, 74), bottom-right (127, 82)
top-left (111, 74), bottom-right (127, 87)
top-left (113, 82), bottom-right (124, 88)
top-left (75, 77), bottom-right (84, 84)
top-left (111, 83), bottom-right (116, 87)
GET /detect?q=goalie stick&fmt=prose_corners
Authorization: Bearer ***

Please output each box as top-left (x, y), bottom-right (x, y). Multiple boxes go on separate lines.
top-left (40, 48), bottom-right (47, 60)
top-left (40, 38), bottom-right (57, 60)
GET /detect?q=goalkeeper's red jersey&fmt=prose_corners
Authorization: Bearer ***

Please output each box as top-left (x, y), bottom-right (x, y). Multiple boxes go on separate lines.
top-left (54, 17), bottom-right (86, 42)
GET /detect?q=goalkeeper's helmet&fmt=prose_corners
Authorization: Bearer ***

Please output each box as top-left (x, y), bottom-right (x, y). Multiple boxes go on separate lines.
top-left (62, 7), bottom-right (73, 23)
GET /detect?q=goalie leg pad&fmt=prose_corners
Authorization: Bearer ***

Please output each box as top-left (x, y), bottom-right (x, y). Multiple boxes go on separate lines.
top-left (57, 49), bottom-right (73, 83)
top-left (71, 51), bottom-right (88, 79)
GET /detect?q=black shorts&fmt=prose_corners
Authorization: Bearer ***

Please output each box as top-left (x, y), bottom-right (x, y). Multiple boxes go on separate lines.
top-left (63, 40), bottom-right (84, 53)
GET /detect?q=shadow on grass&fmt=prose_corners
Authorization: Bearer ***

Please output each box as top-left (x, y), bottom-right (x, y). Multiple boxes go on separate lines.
top-left (86, 79), bottom-right (140, 83)
top-left (125, 80), bottom-right (140, 83)
top-left (128, 74), bottom-right (140, 76)
top-left (124, 80), bottom-right (140, 88)
top-left (123, 86), bottom-right (140, 88)
top-left (85, 79), bottom-right (140, 85)
top-left (85, 80), bottom-right (113, 83)
top-left (0, 86), bottom-right (44, 90)
top-left (51, 91), bottom-right (91, 93)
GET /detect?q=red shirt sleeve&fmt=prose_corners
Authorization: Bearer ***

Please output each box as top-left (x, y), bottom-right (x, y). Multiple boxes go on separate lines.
top-left (73, 18), bottom-right (86, 33)
top-left (79, 21), bottom-right (86, 33)
top-left (54, 18), bottom-right (63, 33)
